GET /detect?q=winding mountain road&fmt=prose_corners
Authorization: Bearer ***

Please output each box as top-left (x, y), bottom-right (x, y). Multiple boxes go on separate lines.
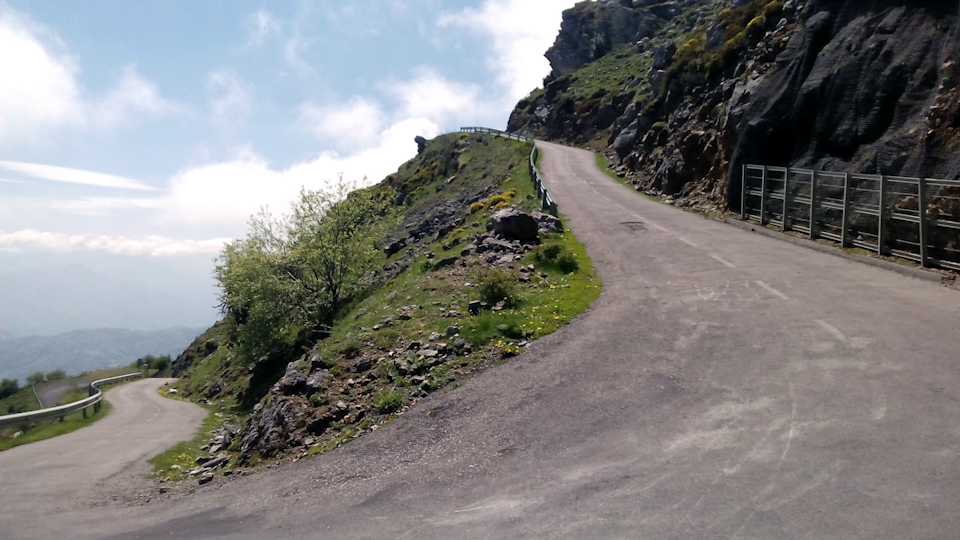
top-left (7, 142), bottom-right (959, 539)
top-left (0, 378), bottom-right (206, 539)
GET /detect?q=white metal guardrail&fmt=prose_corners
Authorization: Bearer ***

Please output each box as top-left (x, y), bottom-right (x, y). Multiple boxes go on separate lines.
top-left (0, 372), bottom-right (142, 429)
top-left (459, 127), bottom-right (558, 216)
top-left (741, 165), bottom-right (960, 271)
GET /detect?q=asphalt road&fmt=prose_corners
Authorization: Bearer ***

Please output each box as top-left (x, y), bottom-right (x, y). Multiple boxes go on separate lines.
top-left (9, 142), bottom-right (960, 539)
top-left (0, 378), bottom-right (206, 539)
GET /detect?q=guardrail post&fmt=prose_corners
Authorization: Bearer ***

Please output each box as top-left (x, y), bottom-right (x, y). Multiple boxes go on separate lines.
top-left (741, 165), bottom-right (747, 220)
top-left (809, 170), bottom-right (818, 238)
top-left (782, 167), bottom-right (791, 231)
top-left (82, 406), bottom-right (88, 419)
top-left (841, 172), bottom-right (851, 247)
top-left (760, 165), bottom-right (768, 225)
top-left (878, 174), bottom-right (888, 255)
top-left (918, 177), bottom-right (929, 267)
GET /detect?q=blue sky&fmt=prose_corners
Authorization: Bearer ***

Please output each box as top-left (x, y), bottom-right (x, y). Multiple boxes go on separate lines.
top-left (0, 0), bottom-right (576, 335)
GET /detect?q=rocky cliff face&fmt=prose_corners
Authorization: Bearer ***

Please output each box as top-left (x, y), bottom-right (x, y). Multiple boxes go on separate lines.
top-left (509, 0), bottom-right (960, 211)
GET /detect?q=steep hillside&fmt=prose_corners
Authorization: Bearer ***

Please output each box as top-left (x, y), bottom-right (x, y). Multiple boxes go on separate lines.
top-left (509, 0), bottom-right (960, 211)
top-left (166, 133), bottom-right (601, 471)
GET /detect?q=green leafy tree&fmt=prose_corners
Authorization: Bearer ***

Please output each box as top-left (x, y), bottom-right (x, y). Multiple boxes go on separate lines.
top-left (215, 179), bottom-right (398, 360)
top-left (0, 378), bottom-right (19, 400)
top-left (150, 355), bottom-right (171, 373)
top-left (45, 369), bottom-right (67, 381)
top-left (26, 371), bottom-right (45, 386)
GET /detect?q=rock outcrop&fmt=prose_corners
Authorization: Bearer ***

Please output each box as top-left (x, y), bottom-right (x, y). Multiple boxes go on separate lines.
top-left (510, 0), bottom-right (960, 212)
top-left (545, 0), bottom-right (658, 78)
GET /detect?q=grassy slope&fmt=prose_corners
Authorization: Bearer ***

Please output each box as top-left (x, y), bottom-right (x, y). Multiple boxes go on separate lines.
top-left (164, 133), bottom-right (602, 469)
top-left (0, 401), bottom-right (114, 451)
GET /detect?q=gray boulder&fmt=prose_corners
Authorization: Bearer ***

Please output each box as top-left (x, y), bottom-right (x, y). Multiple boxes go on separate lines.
top-left (651, 42), bottom-right (677, 70)
top-left (614, 119), bottom-right (641, 157)
top-left (305, 369), bottom-right (330, 393)
top-left (531, 210), bottom-right (563, 234)
top-left (277, 365), bottom-right (306, 395)
top-left (491, 208), bottom-right (539, 241)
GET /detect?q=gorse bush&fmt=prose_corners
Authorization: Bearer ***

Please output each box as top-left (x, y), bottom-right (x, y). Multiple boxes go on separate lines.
top-left (476, 268), bottom-right (518, 307)
top-left (487, 194), bottom-right (510, 207)
top-left (470, 202), bottom-right (485, 214)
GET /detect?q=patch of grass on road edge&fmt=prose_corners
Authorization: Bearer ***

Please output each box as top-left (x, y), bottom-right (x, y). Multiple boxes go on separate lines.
top-left (594, 152), bottom-right (661, 204)
top-left (148, 389), bottom-right (234, 481)
top-left (595, 151), bottom-right (624, 184)
top-left (0, 401), bottom-right (113, 451)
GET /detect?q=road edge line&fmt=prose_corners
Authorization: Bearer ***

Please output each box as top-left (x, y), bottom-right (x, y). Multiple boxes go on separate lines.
top-left (723, 217), bottom-right (955, 287)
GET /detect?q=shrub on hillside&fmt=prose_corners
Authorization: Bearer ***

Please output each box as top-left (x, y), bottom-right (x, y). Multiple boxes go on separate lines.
top-left (535, 242), bottom-right (579, 273)
top-left (0, 379), bottom-right (19, 400)
top-left (150, 355), bottom-right (171, 373)
top-left (476, 268), bottom-right (518, 307)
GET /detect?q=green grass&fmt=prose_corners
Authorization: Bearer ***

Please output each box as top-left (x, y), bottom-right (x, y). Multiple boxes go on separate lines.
top-left (0, 368), bottom-right (146, 449)
top-left (595, 151), bottom-right (624, 183)
top-left (0, 367), bottom-right (141, 416)
top-left (371, 389), bottom-right (405, 413)
top-left (147, 395), bottom-right (236, 481)
top-left (565, 43), bottom-right (655, 104)
top-left (0, 401), bottom-right (113, 451)
top-left (594, 151), bottom-right (665, 204)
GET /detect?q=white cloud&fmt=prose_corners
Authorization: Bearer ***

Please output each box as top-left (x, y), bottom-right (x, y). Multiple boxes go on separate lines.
top-left (298, 97), bottom-right (385, 149)
top-left (0, 229), bottom-right (229, 256)
top-left (0, 114), bottom-right (437, 241)
top-left (0, 7), bottom-right (84, 143)
top-left (385, 67), bottom-right (487, 126)
top-left (0, 160), bottom-right (158, 190)
top-left (47, 196), bottom-right (163, 216)
top-left (95, 65), bottom-right (177, 128)
top-left (208, 70), bottom-right (253, 122)
top-left (438, 0), bottom-right (576, 102)
top-left (0, 8), bottom-right (178, 145)
top-left (245, 9), bottom-right (315, 78)
top-left (94, 65), bottom-right (177, 128)
top-left (162, 117), bottom-right (437, 227)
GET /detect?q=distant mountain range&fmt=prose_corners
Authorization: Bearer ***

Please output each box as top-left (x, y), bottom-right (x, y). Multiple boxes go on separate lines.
top-left (0, 326), bottom-right (208, 383)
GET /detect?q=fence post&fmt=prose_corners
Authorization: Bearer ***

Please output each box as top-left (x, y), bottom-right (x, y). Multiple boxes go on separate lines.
top-left (741, 165), bottom-right (747, 220)
top-left (782, 168), bottom-right (791, 231)
top-left (918, 177), bottom-right (929, 267)
top-left (760, 165), bottom-right (768, 225)
top-left (878, 174), bottom-right (888, 255)
top-left (841, 172), bottom-right (851, 247)
top-left (809, 170), bottom-right (818, 238)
